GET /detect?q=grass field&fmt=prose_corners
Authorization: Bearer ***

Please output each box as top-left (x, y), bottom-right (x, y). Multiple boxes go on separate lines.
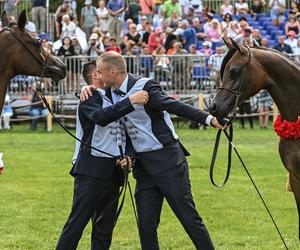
top-left (0, 123), bottom-right (298, 249)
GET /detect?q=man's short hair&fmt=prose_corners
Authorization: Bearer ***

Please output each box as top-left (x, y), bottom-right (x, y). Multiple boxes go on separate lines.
top-left (97, 52), bottom-right (127, 74)
top-left (82, 60), bottom-right (96, 85)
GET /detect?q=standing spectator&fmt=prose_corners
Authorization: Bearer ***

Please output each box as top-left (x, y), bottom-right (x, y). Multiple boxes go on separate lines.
top-left (97, 0), bottom-right (109, 34)
top-left (235, 0), bottom-right (249, 14)
top-left (29, 86), bottom-right (48, 130)
top-left (105, 38), bottom-right (122, 54)
top-left (161, 0), bottom-right (181, 18)
top-left (80, 0), bottom-right (99, 42)
top-left (220, 0), bottom-right (234, 16)
top-left (284, 30), bottom-right (298, 53)
top-left (238, 100), bottom-right (253, 129)
top-left (290, 1), bottom-right (300, 19)
top-left (148, 27), bottom-right (164, 53)
top-left (55, 0), bottom-right (77, 38)
top-left (141, 21), bottom-right (152, 46)
top-left (251, 0), bottom-right (266, 18)
top-left (140, 0), bottom-right (155, 21)
top-left (85, 33), bottom-right (104, 59)
top-left (107, 0), bottom-right (125, 45)
top-left (61, 14), bottom-right (76, 39)
top-left (285, 14), bottom-right (300, 36)
top-left (208, 46), bottom-right (224, 87)
top-left (293, 38), bottom-right (300, 56)
top-left (4, 0), bottom-right (19, 19)
top-left (257, 90), bottom-right (272, 129)
top-left (171, 42), bottom-right (189, 90)
top-left (179, 0), bottom-right (190, 18)
top-left (126, 0), bottom-right (141, 24)
top-left (0, 94), bottom-right (13, 131)
top-left (273, 35), bottom-right (293, 53)
top-left (32, 0), bottom-right (46, 33)
top-left (205, 19), bottom-right (222, 42)
top-left (268, 0), bottom-right (286, 26)
top-left (71, 35), bottom-right (83, 55)
top-left (182, 20), bottom-right (197, 51)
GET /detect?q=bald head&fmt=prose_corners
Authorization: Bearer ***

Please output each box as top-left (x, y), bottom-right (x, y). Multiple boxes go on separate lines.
top-left (97, 51), bottom-right (127, 74)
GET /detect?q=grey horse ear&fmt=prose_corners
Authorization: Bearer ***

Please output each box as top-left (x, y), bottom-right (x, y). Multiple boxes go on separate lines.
top-left (229, 37), bottom-right (243, 54)
top-left (18, 10), bottom-right (27, 30)
top-left (222, 37), bottom-right (234, 49)
top-left (1, 12), bottom-right (9, 27)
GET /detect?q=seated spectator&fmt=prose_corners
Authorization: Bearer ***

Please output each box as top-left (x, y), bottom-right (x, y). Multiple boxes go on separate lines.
top-left (285, 14), bottom-right (300, 36)
top-left (205, 19), bottom-right (222, 42)
top-left (251, 0), bottom-right (266, 17)
top-left (235, 27), bottom-right (253, 45)
top-left (208, 46), bottom-right (224, 87)
top-left (105, 37), bottom-right (122, 54)
top-left (273, 35), bottom-right (293, 54)
top-left (191, 17), bottom-right (206, 41)
top-left (137, 16), bottom-right (148, 36)
top-left (221, 13), bottom-right (233, 31)
top-left (203, 12), bottom-right (214, 33)
top-left (162, 0), bottom-right (181, 18)
top-left (220, 0), bottom-right (234, 16)
top-left (148, 27), bottom-right (164, 53)
top-left (252, 29), bottom-right (262, 44)
top-left (261, 37), bottom-right (269, 47)
top-left (224, 20), bottom-right (239, 38)
top-left (268, 0), bottom-right (286, 26)
top-left (124, 23), bottom-right (141, 48)
top-left (285, 30), bottom-right (298, 53)
top-left (186, 6), bottom-right (195, 24)
top-left (189, 44), bottom-right (201, 55)
top-left (29, 85), bottom-right (48, 130)
top-left (200, 41), bottom-right (212, 56)
top-left (97, 0), bottom-right (109, 33)
top-left (235, 0), bottom-right (249, 14)
top-left (0, 94), bottom-right (13, 130)
top-left (290, 1), bottom-right (300, 20)
top-left (61, 14), bottom-right (76, 39)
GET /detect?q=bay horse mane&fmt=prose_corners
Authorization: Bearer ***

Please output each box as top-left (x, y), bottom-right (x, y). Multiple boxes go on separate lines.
top-left (220, 45), bottom-right (300, 82)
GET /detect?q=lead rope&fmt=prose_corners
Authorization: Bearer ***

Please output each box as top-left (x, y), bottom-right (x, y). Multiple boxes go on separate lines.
top-left (210, 127), bottom-right (288, 249)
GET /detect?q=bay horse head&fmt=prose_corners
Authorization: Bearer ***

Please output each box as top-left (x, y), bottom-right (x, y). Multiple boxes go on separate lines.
top-left (209, 38), bottom-right (270, 124)
top-left (0, 10), bottom-right (67, 81)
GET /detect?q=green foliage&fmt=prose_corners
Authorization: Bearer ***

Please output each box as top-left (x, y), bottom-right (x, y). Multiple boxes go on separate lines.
top-left (0, 124), bottom-right (298, 249)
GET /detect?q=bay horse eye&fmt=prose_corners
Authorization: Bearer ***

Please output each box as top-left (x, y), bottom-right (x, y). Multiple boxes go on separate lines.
top-left (229, 67), bottom-right (241, 78)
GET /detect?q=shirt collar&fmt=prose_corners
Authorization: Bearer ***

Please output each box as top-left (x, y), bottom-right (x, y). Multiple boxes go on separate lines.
top-left (112, 74), bottom-right (128, 95)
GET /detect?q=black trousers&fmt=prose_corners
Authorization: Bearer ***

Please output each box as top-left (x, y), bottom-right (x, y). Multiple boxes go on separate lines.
top-left (135, 161), bottom-right (214, 250)
top-left (56, 174), bottom-right (119, 250)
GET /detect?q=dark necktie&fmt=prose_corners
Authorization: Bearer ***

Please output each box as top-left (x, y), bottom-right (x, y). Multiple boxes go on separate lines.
top-left (113, 89), bottom-right (126, 97)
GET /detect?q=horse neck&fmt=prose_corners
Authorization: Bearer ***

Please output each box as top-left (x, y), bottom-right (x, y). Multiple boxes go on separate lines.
top-left (256, 50), bottom-right (300, 121)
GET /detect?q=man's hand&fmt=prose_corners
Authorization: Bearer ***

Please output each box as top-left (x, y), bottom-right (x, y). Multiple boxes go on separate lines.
top-left (211, 116), bottom-right (224, 129)
top-left (116, 156), bottom-right (133, 170)
top-left (80, 85), bottom-right (96, 101)
top-left (129, 90), bottom-right (149, 105)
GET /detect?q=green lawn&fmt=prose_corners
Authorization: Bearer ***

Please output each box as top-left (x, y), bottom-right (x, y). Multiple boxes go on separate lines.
top-left (0, 124), bottom-right (298, 249)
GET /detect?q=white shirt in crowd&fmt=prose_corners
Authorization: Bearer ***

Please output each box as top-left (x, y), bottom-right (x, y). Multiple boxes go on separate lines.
top-left (235, 2), bottom-right (249, 12)
top-left (61, 21), bottom-right (76, 38)
top-left (284, 38), bottom-right (298, 53)
top-left (97, 7), bottom-right (109, 32)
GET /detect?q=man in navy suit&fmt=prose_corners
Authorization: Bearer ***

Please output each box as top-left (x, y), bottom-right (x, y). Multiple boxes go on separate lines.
top-left (273, 35), bottom-right (293, 54)
top-left (80, 52), bottom-right (223, 250)
top-left (56, 60), bottom-right (149, 250)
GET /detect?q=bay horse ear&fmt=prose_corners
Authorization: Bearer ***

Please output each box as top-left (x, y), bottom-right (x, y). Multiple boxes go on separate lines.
top-left (18, 10), bottom-right (27, 31)
top-left (222, 37), bottom-right (234, 50)
top-left (229, 37), bottom-right (243, 54)
top-left (1, 12), bottom-right (9, 27)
